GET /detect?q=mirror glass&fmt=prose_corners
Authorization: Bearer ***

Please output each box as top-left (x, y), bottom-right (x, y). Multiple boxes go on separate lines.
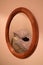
top-left (9, 13), bottom-right (32, 53)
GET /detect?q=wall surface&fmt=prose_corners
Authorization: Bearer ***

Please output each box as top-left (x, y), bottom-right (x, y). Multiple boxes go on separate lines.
top-left (0, 0), bottom-right (43, 65)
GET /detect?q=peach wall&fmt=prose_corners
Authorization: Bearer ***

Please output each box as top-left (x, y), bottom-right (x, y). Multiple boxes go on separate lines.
top-left (0, 0), bottom-right (43, 65)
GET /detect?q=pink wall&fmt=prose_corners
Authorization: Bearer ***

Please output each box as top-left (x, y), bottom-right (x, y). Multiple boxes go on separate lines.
top-left (0, 0), bottom-right (43, 65)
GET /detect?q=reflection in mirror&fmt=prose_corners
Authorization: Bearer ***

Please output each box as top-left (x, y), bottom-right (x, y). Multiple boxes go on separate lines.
top-left (9, 13), bottom-right (32, 53)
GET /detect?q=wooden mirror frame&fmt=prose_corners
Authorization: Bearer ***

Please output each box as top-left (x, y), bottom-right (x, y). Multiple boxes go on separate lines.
top-left (5, 7), bottom-right (39, 59)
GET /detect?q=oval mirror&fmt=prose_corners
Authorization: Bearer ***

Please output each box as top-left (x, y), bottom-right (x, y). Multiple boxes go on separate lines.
top-left (5, 7), bottom-right (39, 59)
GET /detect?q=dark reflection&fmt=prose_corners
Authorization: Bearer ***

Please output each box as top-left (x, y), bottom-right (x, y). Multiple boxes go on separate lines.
top-left (22, 37), bottom-right (29, 41)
